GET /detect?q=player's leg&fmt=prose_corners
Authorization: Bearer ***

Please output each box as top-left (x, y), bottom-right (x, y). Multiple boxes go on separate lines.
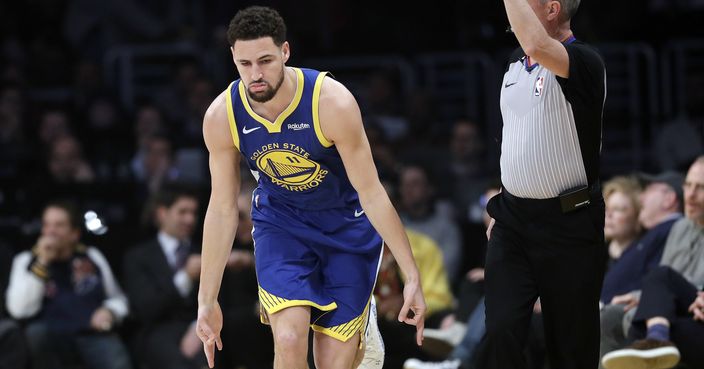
top-left (268, 306), bottom-right (312, 369)
top-left (358, 297), bottom-right (385, 368)
top-left (251, 204), bottom-right (333, 369)
top-left (311, 231), bottom-right (383, 369)
top-left (313, 330), bottom-right (361, 369)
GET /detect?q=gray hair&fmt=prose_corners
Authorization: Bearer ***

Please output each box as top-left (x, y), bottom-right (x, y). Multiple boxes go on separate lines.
top-left (561, 0), bottom-right (581, 20)
top-left (542, 0), bottom-right (581, 20)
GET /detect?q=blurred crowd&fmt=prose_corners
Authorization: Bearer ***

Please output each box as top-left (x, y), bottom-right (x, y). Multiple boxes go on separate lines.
top-left (1, 1), bottom-right (704, 369)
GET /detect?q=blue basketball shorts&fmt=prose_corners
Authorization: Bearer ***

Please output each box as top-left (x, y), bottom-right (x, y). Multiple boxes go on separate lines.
top-left (251, 189), bottom-right (383, 342)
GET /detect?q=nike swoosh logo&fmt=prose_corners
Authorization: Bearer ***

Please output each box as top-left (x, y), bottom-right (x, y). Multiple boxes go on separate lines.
top-left (242, 126), bottom-right (261, 134)
top-left (504, 82), bottom-right (517, 88)
top-left (354, 209), bottom-right (365, 217)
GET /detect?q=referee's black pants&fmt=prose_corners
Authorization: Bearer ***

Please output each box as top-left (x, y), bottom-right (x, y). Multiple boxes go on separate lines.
top-left (484, 189), bottom-right (607, 369)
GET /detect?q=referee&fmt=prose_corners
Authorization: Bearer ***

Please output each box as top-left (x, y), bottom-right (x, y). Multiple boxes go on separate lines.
top-left (484, 1), bottom-right (607, 369)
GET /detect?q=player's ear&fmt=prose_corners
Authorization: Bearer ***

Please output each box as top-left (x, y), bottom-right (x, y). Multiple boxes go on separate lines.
top-left (281, 41), bottom-right (290, 64)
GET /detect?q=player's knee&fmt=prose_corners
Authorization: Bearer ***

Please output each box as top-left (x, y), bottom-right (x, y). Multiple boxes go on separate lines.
top-left (274, 329), bottom-right (306, 353)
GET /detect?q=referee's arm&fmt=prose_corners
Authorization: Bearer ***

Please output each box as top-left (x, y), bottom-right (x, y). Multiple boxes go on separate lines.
top-left (503, 0), bottom-right (569, 77)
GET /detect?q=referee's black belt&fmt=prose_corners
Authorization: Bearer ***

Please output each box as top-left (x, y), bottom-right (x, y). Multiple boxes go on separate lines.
top-left (502, 184), bottom-right (601, 214)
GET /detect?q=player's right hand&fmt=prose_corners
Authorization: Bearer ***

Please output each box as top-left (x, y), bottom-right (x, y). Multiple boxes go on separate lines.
top-left (486, 218), bottom-right (496, 240)
top-left (398, 279), bottom-right (426, 346)
top-left (196, 302), bottom-right (223, 368)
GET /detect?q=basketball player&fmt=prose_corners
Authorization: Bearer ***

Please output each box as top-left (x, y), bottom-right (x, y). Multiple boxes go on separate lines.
top-left (195, 6), bottom-right (426, 369)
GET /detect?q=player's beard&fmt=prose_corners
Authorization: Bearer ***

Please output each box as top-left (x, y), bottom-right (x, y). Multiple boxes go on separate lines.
top-left (248, 67), bottom-right (285, 103)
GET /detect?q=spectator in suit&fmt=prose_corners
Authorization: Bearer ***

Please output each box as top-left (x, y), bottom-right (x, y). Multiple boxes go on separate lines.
top-left (5, 201), bottom-right (131, 369)
top-left (398, 164), bottom-right (463, 285)
top-left (123, 185), bottom-right (205, 369)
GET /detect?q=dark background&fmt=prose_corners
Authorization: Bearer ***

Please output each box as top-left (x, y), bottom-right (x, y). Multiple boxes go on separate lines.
top-left (0, 0), bottom-right (703, 269)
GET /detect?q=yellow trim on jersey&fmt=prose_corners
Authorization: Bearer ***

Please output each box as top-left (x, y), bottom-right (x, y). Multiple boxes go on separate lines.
top-left (225, 81), bottom-right (240, 150)
top-left (238, 67), bottom-right (304, 134)
top-left (312, 72), bottom-right (334, 148)
top-left (258, 286), bottom-right (338, 315)
top-left (311, 298), bottom-right (370, 342)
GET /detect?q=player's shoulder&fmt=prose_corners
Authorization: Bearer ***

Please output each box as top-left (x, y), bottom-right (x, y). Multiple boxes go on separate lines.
top-left (204, 88), bottom-right (230, 125)
top-left (318, 74), bottom-right (358, 114)
top-left (203, 87), bottom-right (235, 147)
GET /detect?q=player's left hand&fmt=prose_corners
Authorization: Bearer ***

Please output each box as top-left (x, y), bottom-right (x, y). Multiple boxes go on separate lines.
top-left (398, 279), bottom-right (426, 346)
top-left (197, 302), bottom-right (223, 368)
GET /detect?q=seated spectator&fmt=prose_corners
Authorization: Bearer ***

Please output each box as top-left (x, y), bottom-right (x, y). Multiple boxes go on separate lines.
top-left (123, 185), bottom-right (206, 369)
top-left (81, 95), bottom-right (132, 181)
top-left (598, 172), bottom-right (683, 367)
top-left (38, 110), bottom-right (72, 148)
top-left (398, 164), bottom-right (463, 285)
top-left (131, 135), bottom-right (180, 197)
top-left (445, 119), bottom-right (490, 219)
top-left (602, 176), bottom-right (643, 266)
top-left (452, 181), bottom-right (502, 324)
top-left (362, 70), bottom-right (410, 142)
top-left (47, 135), bottom-right (96, 184)
top-left (602, 156), bottom-right (704, 369)
top-left (218, 179), bottom-right (274, 369)
top-left (375, 228), bottom-right (454, 369)
top-left (5, 201), bottom-right (131, 369)
top-left (132, 104), bottom-right (166, 153)
top-left (0, 84), bottom-right (29, 180)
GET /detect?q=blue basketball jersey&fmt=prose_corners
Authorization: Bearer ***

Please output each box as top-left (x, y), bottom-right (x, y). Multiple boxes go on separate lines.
top-left (226, 67), bottom-right (359, 210)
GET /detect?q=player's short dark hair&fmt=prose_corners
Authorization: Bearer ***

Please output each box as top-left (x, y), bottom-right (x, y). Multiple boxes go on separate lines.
top-left (44, 200), bottom-right (82, 230)
top-left (227, 6), bottom-right (287, 46)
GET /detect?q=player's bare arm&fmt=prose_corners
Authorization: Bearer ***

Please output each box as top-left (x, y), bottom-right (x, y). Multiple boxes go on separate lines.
top-left (317, 77), bottom-right (426, 345)
top-left (197, 90), bottom-right (242, 368)
top-left (504, 0), bottom-right (570, 78)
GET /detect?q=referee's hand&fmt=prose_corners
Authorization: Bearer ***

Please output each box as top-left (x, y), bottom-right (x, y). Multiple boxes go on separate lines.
top-left (197, 302), bottom-right (223, 368)
top-left (486, 218), bottom-right (496, 240)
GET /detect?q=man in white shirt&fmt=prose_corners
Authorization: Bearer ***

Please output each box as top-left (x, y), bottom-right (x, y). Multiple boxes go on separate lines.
top-left (5, 201), bottom-right (132, 369)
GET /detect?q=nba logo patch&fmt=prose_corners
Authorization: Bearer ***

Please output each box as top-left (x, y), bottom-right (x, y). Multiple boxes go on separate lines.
top-left (534, 76), bottom-right (545, 96)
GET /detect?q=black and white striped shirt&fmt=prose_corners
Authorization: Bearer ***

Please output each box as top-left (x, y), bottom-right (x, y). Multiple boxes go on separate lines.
top-left (499, 40), bottom-right (606, 199)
